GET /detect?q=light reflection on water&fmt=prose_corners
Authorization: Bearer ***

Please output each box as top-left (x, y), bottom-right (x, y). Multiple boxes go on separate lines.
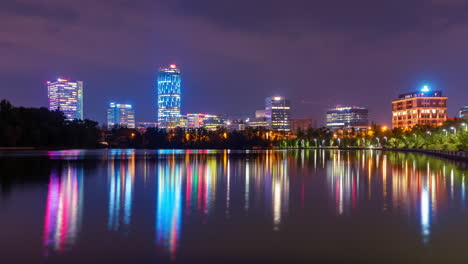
top-left (330, 151), bottom-right (466, 225)
top-left (1, 149), bottom-right (468, 263)
top-left (42, 165), bottom-right (84, 255)
top-left (107, 151), bottom-right (135, 231)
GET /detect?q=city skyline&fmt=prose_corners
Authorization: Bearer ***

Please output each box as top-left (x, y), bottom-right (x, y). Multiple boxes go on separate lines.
top-left (3, 1), bottom-right (468, 126)
top-left (40, 72), bottom-right (458, 130)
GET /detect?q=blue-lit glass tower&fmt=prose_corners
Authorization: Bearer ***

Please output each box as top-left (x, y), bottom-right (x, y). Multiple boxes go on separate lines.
top-left (157, 64), bottom-right (181, 128)
top-left (107, 102), bottom-right (135, 128)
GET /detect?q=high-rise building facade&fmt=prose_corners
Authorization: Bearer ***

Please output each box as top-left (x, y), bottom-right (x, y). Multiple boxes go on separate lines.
top-left (459, 106), bottom-right (468, 120)
top-left (107, 102), bottom-right (135, 128)
top-left (326, 106), bottom-right (368, 130)
top-left (157, 64), bottom-right (181, 129)
top-left (392, 86), bottom-right (447, 129)
top-left (265, 96), bottom-right (291, 131)
top-left (47, 78), bottom-right (83, 120)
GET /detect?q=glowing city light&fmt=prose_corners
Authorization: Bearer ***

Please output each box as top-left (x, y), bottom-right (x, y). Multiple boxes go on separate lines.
top-left (47, 79), bottom-right (83, 120)
top-left (107, 102), bottom-right (135, 128)
top-left (157, 65), bottom-right (181, 128)
top-left (421, 85), bottom-right (430, 92)
top-left (43, 166), bottom-right (83, 255)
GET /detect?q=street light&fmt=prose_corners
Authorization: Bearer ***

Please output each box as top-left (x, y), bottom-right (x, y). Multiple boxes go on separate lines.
top-left (450, 126), bottom-right (457, 134)
top-left (462, 123), bottom-right (467, 132)
top-left (442, 129), bottom-right (447, 136)
top-left (426, 131), bottom-right (431, 135)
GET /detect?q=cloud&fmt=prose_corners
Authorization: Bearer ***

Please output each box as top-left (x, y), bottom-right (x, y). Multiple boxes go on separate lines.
top-left (0, 0), bottom-right (80, 23)
top-left (166, 0), bottom-right (468, 36)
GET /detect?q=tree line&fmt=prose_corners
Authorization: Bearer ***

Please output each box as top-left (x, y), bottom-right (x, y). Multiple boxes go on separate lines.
top-left (106, 126), bottom-right (278, 149)
top-left (2, 99), bottom-right (467, 151)
top-left (0, 100), bottom-right (99, 148)
top-left (283, 120), bottom-right (468, 151)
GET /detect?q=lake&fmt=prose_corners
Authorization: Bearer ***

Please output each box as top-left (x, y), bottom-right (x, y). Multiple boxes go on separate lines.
top-left (1, 149), bottom-right (468, 263)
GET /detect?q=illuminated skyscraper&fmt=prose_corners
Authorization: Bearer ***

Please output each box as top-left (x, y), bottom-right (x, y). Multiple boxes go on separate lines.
top-left (326, 106), bottom-right (368, 130)
top-left (265, 96), bottom-right (291, 131)
top-left (392, 85), bottom-right (447, 129)
top-left (157, 64), bottom-right (181, 128)
top-left (107, 102), bottom-right (135, 128)
top-left (47, 78), bottom-right (83, 120)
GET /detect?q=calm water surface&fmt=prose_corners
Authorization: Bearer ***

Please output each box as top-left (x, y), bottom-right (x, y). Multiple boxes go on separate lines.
top-left (1, 149), bottom-right (468, 263)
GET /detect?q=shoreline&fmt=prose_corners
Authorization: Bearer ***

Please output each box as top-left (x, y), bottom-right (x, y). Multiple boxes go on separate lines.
top-left (1, 146), bottom-right (467, 163)
top-left (280, 147), bottom-right (468, 162)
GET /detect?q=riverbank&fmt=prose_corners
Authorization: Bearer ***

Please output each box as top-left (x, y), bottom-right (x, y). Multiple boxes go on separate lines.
top-left (277, 146), bottom-right (468, 162)
top-left (382, 148), bottom-right (468, 162)
top-left (2, 146), bottom-right (467, 163)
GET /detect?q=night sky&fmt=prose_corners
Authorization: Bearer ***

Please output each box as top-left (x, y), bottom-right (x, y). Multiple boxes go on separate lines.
top-left (2, 0), bottom-right (468, 125)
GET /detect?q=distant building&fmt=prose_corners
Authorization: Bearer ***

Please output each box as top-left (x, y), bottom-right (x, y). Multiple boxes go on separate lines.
top-left (186, 113), bottom-right (224, 130)
top-left (326, 106), bottom-right (368, 130)
top-left (136, 122), bottom-right (157, 131)
top-left (47, 78), bottom-right (83, 120)
top-left (265, 96), bottom-right (291, 131)
top-left (248, 118), bottom-right (268, 128)
top-left (290, 118), bottom-right (313, 132)
top-left (248, 109), bottom-right (268, 128)
top-left (255, 110), bottom-right (266, 118)
top-left (204, 115), bottom-right (225, 130)
top-left (186, 113), bottom-right (204, 128)
top-left (460, 106), bottom-right (468, 120)
top-left (107, 102), bottom-right (135, 128)
top-left (178, 115), bottom-right (188, 128)
top-left (392, 85), bottom-right (447, 129)
top-left (226, 119), bottom-right (245, 131)
top-left (157, 64), bottom-right (181, 129)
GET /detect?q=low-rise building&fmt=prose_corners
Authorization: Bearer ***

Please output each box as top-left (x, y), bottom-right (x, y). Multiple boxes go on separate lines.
top-left (392, 85), bottom-right (447, 129)
top-left (326, 105), bottom-right (368, 131)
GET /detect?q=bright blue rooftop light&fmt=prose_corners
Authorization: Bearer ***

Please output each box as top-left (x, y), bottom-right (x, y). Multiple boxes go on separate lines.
top-left (421, 85), bottom-right (430, 92)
